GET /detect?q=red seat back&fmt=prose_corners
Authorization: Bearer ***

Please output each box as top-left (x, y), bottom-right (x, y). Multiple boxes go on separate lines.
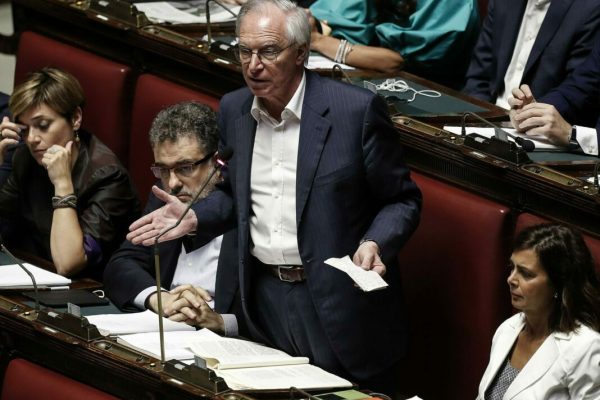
top-left (1, 358), bottom-right (118, 400)
top-left (128, 74), bottom-right (220, 203)
top-left (397, 173), bottom-right (512, 400)
top-left (15, 31), bottom-right (133, 164)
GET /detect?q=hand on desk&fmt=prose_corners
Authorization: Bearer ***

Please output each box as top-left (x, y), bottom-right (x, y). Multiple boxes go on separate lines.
top-left (353, 240), bottom-right (386, 276)
top-left (149, 284), bottom-right (224, 334)
top-left (127, 186), bottom-right (198, 246)
top-left (509, 84), bottom-right (571, 146)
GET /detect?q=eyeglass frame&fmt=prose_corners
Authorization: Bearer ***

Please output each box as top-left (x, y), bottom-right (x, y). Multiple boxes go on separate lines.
top-left (150, 152), bottom-right (213, 180)
top-left (234, 42), bottom-right (296, 64)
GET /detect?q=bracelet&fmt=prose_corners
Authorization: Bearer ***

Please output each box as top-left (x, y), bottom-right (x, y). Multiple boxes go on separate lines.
top-left (52, 194), bottom-right (77, 209)
top-left (334, 39), bottom-right (348, 63)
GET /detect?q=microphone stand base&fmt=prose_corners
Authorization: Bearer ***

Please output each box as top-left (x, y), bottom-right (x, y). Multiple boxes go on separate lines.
top-left (163, 359), bottom-right (230, 394)
top-left (36, 309), bottom-right (103, 342)
top-left (464, 133), bottom-right (531, 165)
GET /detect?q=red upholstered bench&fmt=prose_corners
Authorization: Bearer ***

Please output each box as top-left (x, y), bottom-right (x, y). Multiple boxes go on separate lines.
top-left (1, 358), bottom-right (118, 400)
top-left (15, 31), bottom-right (133, 165)
top-left (128, 74), bottom-right (220, 203)
top-left (397, 172), bottom-right (513, 400)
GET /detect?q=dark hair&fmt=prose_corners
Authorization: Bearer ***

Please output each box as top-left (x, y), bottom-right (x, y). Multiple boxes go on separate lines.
top-left (9, 67), bottom-right (85, 123)
top-left (514, 223), bottom-right (600, 332)
top-left (148, 101), bottom-right (218, 156)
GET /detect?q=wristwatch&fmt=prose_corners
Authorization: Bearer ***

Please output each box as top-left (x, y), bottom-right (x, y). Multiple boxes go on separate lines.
top-left (569, 125), bottom-right (580, 150)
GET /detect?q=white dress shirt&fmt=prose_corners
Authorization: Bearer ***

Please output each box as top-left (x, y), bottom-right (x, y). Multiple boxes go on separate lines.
top-left (573, 125), bottom-right (598, 156)
top-left (496, 0), bottom-right (551, 109)
top-left (132, 235), bottom-right (238, 336)
top-left (249, 72), bottom-right (306, 266)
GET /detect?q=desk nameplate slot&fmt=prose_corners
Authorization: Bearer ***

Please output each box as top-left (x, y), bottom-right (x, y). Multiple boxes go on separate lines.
top-left (521, 165), bottom-right (585, 188)
top-left (93, 339), bottom-right (154, 364)
top-left (141, 26), bottom-right (209, 53)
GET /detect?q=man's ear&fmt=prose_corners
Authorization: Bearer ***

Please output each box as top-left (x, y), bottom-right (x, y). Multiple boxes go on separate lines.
top-left (296, 44), bottom-right (309, 65)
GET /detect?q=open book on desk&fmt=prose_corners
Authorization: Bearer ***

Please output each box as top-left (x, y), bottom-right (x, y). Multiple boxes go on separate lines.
top-left (116, 327), bottom-right (352, 390)
top-left (189, 331), bottom-right (353, 390)
top-left (0, 263), bottom-right (71, 289)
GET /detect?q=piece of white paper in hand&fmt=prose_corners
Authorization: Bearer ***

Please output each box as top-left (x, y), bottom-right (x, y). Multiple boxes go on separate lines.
top-left (325, 256), bottom-right (388, 292)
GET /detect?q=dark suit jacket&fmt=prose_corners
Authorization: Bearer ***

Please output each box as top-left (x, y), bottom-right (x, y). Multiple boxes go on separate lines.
top-left (194, 71), bottom-right (422, 380)
top-left (104, 188), bottom-right (242, 329)
top-left (540, 37), bottom-right (600, 141)
top-left (464, 0), bottom-right (600, 103)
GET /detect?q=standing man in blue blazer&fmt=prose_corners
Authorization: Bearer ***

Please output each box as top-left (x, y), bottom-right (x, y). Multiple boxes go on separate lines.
top-left (127, 0), bottom-right (421, 396)
top-left (464, 0), bottom-right (600, 109)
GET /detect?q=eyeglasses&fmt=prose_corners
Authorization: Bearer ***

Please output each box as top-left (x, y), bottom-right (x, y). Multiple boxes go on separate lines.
top-left (150, 153), bottom-right (212, 179)
top-left (235, 43), bottom-right (295, 64)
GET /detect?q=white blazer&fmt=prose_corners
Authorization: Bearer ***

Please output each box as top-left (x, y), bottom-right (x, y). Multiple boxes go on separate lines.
top-left (476, 313), bottom-right (600, 400)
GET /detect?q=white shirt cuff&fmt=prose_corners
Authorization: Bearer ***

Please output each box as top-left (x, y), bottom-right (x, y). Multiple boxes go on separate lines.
top-left (221, 314), bottom-right (239, 337)
top-left (133, 286), bottom-right (167, 310)
top-left (574, 125), bottom-right (599, 156)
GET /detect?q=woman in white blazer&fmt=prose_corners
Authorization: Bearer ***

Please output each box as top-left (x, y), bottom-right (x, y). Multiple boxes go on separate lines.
top-left (477, 223), bottom-right (600, 400)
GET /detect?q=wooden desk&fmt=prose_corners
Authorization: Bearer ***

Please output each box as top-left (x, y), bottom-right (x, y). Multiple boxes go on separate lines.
top-left (0, 293), bottom-right (249, 399)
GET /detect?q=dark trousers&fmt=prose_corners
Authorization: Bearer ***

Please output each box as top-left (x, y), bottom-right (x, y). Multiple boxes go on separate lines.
top-left (252, 266), bottom-right (399, 399)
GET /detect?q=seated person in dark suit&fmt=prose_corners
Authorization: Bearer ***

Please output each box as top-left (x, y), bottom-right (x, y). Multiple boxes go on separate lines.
top-left (104, 102), bottom-right (242, 336)
top-left (0, 68), bottom-right (140, 279)
top-left (508, 37), bottom-right (600, 155)
top-left (464, 0), bottom-right (600, 109)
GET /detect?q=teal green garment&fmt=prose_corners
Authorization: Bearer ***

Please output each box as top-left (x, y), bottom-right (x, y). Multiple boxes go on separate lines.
top-left (310, 0), bottom-right (480, 87)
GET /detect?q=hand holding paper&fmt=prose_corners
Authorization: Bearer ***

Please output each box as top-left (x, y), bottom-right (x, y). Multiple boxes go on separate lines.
top-left (325, 256), bottom-right (388, 291)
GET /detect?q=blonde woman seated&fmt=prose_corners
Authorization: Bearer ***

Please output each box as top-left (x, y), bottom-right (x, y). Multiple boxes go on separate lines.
top-left (0, 68), bottom-right (140, 279)
top-left (477, 223), bottom-right (600, 399)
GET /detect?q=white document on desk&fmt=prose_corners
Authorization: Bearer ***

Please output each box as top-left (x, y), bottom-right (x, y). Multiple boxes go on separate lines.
top-left (86, 309), bottom-right (195, 336)
top-left (134, 2), bottom-right (240, 24)
top-left (443, 126), bottom-right (564, 151)
top-left (117, 330), bottom-right (206, 362)
top-left (307, 54), bottom-right (355, 70)
top-left (325, 256), bottom-right (388, 291)
top-left (0, 263), bottom-right (71, 288)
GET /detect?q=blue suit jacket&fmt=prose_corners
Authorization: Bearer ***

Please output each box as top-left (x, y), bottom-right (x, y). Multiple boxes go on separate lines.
top-left (194, 71), bottom-right (422, 380)
top-left (464, 0), bottom-right (600, 103)
top-left (540, 37), bottom-right (600, 139)
top-left (104, 187), bottom-right (241, 322)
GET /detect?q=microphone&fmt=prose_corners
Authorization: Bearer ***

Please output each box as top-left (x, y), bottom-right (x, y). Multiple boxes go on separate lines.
top-left (594, 161), bottom-right (600, 188)
top-left (0, 234), bottom-right (40, 312)
top-left (203, 0), bottom-right (238, 55)
top-left (461, 111), bottom-right (535, 152)
top-left (152, 146), bottom-right (233, 363)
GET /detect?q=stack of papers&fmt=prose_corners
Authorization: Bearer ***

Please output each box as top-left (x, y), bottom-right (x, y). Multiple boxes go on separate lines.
top-left (86, 309), bottom-right (195, 336)
top-left (0, 263), bottom-right (71, 289)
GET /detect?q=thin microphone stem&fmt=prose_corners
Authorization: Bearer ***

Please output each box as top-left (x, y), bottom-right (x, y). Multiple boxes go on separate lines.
top-left (152, 149), bottom-right (231, 364)
top-left (1, 243), bottom-right (40, 312)
top-left (205, 0), bottom-right (238, 53)
top-left (594, 162), bottom-right (600, 188)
